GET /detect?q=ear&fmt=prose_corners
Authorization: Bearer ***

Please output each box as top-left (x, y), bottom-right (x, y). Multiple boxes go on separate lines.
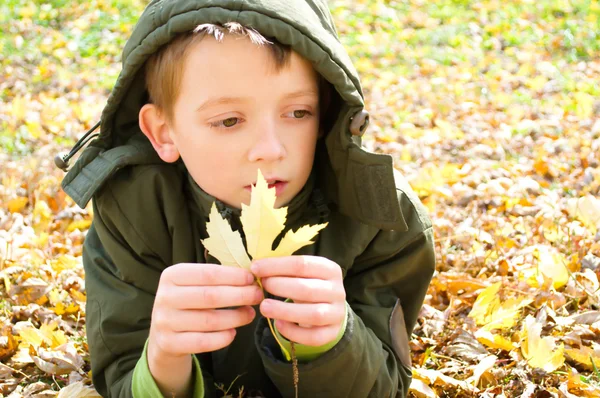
top-left (139, 104), bottom-right (180, 163)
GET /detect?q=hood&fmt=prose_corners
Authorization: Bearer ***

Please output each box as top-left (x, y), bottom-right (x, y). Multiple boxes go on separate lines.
top-left (60, 0), bottom-right (407, 231)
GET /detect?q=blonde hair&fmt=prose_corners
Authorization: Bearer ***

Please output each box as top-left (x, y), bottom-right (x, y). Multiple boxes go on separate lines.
top-left (144, 22), bottom-right (292, 122)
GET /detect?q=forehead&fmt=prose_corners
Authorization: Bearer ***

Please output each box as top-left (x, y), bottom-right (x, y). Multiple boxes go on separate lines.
top-left (180, 35), bottom-right (319, 93)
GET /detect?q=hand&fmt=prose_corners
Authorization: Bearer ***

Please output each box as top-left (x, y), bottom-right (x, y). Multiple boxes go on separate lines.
top-left (148, 263), bottom-right (264, 360)
top-left (251, 256), bottom-right (346, 347)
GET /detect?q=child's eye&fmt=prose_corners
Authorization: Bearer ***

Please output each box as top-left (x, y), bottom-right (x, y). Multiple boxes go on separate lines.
top-left (210, 117), bottom-right (241, 129)
top-left (286, 110), bottom-right (312, 119)
top-left (294, 110), bottom-right (310, 118)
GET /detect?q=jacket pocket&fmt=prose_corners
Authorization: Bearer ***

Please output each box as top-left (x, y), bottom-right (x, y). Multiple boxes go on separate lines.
top-left (389, 300), bottom-right (411, 369)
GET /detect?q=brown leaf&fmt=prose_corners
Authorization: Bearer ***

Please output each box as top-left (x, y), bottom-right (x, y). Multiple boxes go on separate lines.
top-left (0, 326), bottom-right (17, 361)
top-left (33, 343), bottom-right (84, 375)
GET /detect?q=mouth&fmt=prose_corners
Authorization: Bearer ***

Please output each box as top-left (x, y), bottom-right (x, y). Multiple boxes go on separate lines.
top-left (245, 179), bottom-right (288, 195)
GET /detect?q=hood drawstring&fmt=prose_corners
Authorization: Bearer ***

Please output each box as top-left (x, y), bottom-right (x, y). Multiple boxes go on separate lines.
top-left (54, 121), bottom-right (101, 171)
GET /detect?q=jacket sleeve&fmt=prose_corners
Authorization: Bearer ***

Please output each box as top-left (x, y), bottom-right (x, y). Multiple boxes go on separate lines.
top-left (82, 167), bottom-right (215, 397)
top-left (255, 187), bottom-right (435, 398)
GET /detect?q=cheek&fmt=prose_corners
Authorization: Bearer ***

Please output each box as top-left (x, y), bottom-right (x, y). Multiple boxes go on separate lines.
top-left (177, 134), bottom-right (242, 177)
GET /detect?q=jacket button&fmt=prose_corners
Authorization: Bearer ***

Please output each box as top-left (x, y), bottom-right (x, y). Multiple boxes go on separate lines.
top-left (350, 109), bottom-right (370, 136)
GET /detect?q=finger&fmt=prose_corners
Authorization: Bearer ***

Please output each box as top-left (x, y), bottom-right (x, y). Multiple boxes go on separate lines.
top-left (274, 320), bottom-right (342, 347)
top-left (261, 277), bottom-right (345, 303)
top-left (260, 299), bottom-right (345, 327)
top-left (156, 329), bottom-right (237, 355)
top-left (156, 307), bottom-right (256, 333)
top-left (251, 256), bottom-right (342, 280)
top-left (159, 285), bottom-right (263, 309)
top-left (164, 263), bottom-right (255, 286)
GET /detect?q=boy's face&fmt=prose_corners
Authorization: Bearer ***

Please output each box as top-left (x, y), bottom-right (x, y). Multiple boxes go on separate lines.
top-left (167, 35), bottom-right (320, 209)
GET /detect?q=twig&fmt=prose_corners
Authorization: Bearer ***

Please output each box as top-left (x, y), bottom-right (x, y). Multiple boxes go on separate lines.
top-left (291, 341), bottom-right (299, 398)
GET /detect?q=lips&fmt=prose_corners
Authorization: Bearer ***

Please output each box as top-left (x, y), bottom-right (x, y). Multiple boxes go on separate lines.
top-left (245, 179), bottom-right (288, 195)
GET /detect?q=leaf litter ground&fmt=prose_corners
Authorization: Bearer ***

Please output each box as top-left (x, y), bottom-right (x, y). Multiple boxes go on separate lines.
top-left (1, 0), bottom-right (600, 396)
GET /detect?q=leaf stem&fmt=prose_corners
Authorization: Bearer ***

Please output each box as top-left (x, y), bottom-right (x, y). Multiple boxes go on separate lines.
top-left (256, 277), bottom-right (291, 361)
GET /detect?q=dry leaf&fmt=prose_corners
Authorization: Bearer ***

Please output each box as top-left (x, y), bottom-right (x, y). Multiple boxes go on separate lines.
top-left (57, 382), bottom-right (101, 398)
top-left (567, 195), bottom-right (600, 233)
top-left (466, 354), bottom-right (497, 387)
top-left (409, 378), bottom-right (438, 398)
top-left (474, 329), bottom-right (516, 351)
top-left (201, 204), bottom-right (251, 269)
top-left (535, 248), bottom-right (570, 289)
top-left (239, 170), bottom-right (289, 259)
top-left (521, 315), bottom-right (565, 372)
top-left (18, 321), bottom-right (68, 349)
top-left (268, 223), bottom-right (328, 258)
top-left (33, 343), bottom-right (84, 375)
top-left (0, 327), bottom-right (18, 361)
top-left (204, 169), bottom-right (328, 264)
top-left (203, 169), bottom-right (328, 361)
top-left (66, 219), bottom-right (91, 233)
top-left (7, 197), bottom-right (29, 213)
top-left (468, 282), bottom-right (532, 330)
top-left (564, 345), bottom-right (600, 371)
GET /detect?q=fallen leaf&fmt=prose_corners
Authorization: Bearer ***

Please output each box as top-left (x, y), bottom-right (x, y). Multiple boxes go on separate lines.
top-left (466, 354), bottom-right (497, 387)
top-left (0, 327), bottom-right (18, 361)
top-left (564, 346), bottom-right (600, 371)
top-left (57, 382), bottom-right (101, 397)
top-left (33, 343), bottom-right (84, 375)
top-left (468, 282), bottom-right (532, 330)
top-left (567, 195), bottom-right (600, 233)
top-left (535, 248), bottom-right (570, 289)
top-left (66, 219), bottom-right (92, 233)
top-left (474, 329), bottom-right (516, 351)
top-left (409, 378), bottom-right (438, 398)
top-left (521, 315), bottom-right (565, 372)
top-left (7, 197), bottom-right (29, 213)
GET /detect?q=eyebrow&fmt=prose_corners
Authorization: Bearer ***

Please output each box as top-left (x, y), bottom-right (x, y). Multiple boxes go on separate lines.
top-left (195, 90), bottom-right (319, 113)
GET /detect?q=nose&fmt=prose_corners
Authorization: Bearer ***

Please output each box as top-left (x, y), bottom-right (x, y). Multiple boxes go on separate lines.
top-left (247, 120), bottom-right (286, 162)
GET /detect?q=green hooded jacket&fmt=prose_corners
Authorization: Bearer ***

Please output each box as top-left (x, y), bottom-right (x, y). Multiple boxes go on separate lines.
top-left (59, 1), bottom-right (436, 397)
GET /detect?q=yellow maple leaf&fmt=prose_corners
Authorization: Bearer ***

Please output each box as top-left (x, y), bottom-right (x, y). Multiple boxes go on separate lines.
top-left (468, 282), bottom-right (532, 330)
top-left (7, 197), bottom-right (28, 213)
top-left (567, 195), bottom-right (600, 233)
top-left (33, 199), bottom-right (52, 234)
top-left (521, 315), bottom-right (564, 372)
top-left (19, 321), bottom-right (67, 349)
top-left (268, 223), bottom-right (328, 258)
top-left (240, 170), bottom-right (288, 259)
top-left (469, 282), bottom-right (501, 325)
top-left (564, 346), bottom-right (600, 371)
top-left (535, 248), bottom-right (570, 289)
top-left (202, 169), bottom-right (328, 360)
top-left (475, 329), bottom-right (516, 351)
top-left (201, 204), bottom-right (251, 269)
top-left (66, 219), bottom-right (92, 232)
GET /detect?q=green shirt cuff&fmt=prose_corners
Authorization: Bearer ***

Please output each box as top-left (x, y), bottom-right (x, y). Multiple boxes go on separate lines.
top-left (132, 338), bottom-right (205, 397)
top-left (272, 301), bottom-right (349, 362)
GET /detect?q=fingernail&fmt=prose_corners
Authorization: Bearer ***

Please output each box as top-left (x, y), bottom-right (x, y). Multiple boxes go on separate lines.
top-left (247, 306), bottom-right (255, 317)
top-left (261, 299), bottom-right (271, 311)
top-left (246, 273), bottom-right (255, 284)
top-left (251, 262), bottom-right (259, 274)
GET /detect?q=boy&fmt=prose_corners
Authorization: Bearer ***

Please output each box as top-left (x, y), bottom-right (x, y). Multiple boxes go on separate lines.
top-left (59, 1), bottom-right (435, 397)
